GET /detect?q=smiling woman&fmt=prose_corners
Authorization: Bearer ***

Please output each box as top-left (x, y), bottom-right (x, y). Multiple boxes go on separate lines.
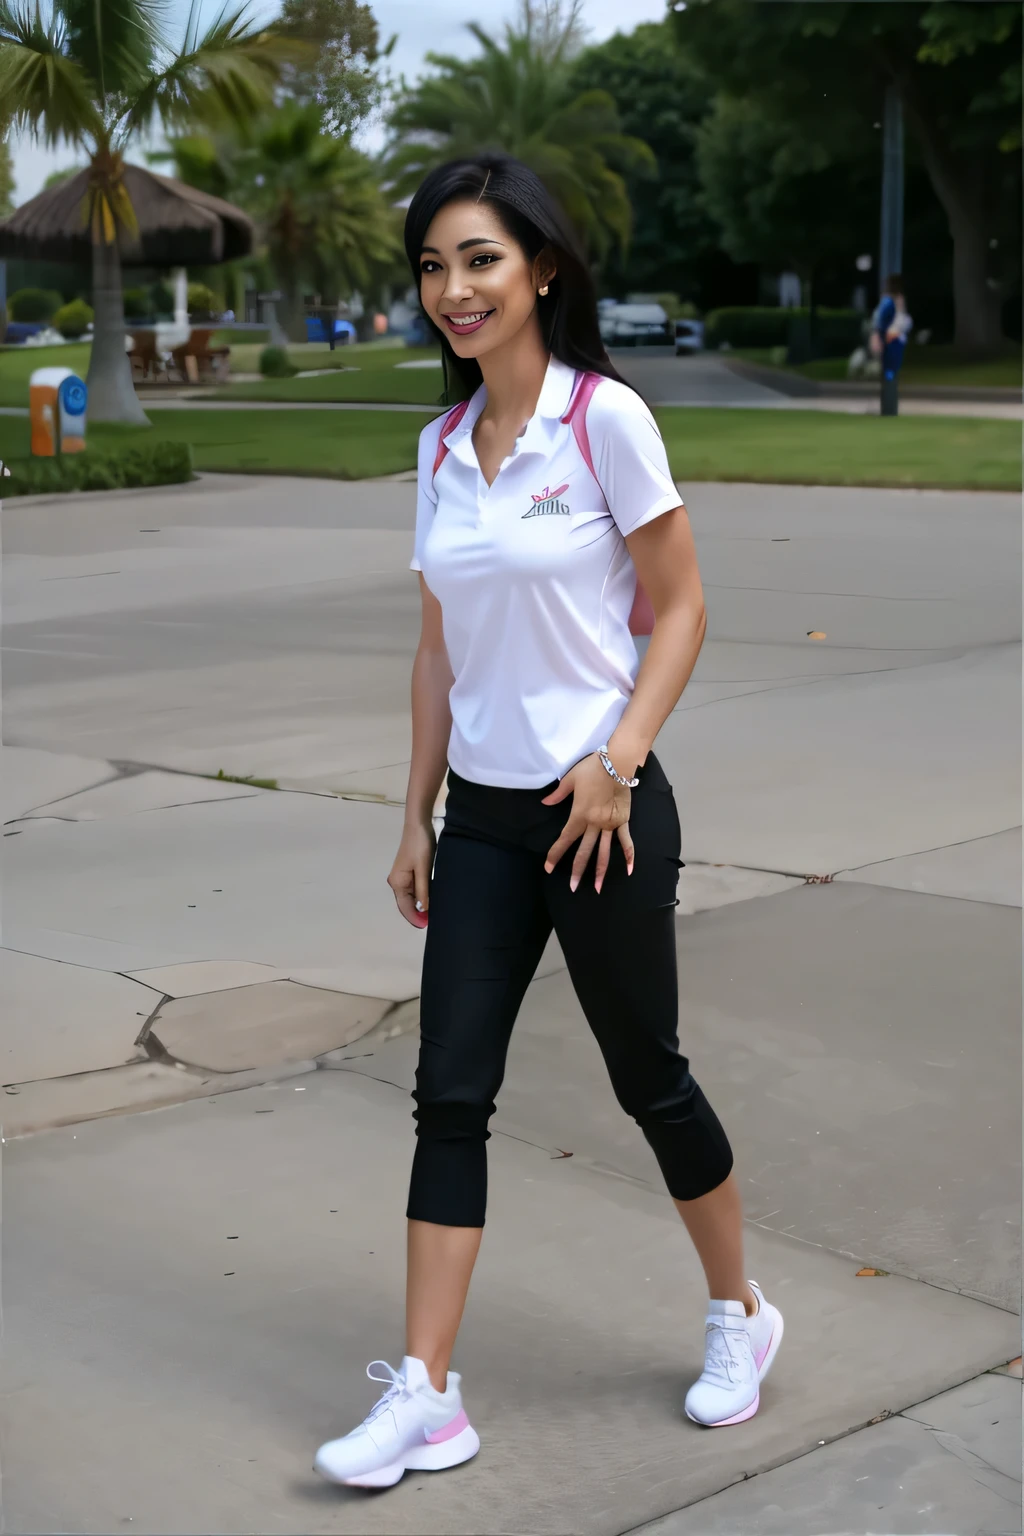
top-left (312, 154), bottom-right (786, 1493)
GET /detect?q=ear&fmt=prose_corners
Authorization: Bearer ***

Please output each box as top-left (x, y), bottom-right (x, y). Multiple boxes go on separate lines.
top-left (533, 247), bottom-right (557, 294)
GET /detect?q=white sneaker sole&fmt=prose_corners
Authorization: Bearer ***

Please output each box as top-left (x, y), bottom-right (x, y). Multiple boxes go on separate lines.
top-left (318, 1422), bottom-right (481, 1489)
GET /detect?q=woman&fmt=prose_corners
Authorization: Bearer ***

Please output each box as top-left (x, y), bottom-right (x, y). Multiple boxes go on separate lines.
top-left (314, 155), bottom-right (783, 1490)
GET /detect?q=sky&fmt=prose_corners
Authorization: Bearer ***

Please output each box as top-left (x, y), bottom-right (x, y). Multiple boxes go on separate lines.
top-left (8, 0), bottom-right (669, 204)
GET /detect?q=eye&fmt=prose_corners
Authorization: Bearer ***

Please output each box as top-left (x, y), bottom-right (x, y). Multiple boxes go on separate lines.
top-left (470, 253), bottom-right (499, 267)
top-left (420, 260), bottom-right (442, 274)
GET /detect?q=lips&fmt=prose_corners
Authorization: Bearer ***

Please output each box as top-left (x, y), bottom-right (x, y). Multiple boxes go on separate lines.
top-left (442, 310), bottom-right (495, 336)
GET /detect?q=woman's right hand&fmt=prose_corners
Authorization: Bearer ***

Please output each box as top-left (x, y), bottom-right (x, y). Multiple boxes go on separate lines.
top-left (388, 820), bottom-right (436, 928)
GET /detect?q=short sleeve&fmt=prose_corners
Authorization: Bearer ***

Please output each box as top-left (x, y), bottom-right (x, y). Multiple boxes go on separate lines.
top-left (586, 381), bottom-right (681, 538)
top-left (411, 415), bottom-right (446, 572)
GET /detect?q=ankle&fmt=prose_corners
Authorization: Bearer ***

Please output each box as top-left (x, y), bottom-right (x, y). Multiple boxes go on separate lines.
top-left (407, 1351), bottom-right (449, 1394)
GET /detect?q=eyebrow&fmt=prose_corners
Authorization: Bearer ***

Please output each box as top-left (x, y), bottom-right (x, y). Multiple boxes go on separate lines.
top-left (420, 237), bottom-right (507, 255)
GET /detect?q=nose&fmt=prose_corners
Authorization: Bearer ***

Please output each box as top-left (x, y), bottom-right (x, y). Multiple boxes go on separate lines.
top-left (442, 266), bottom-right (476, 306)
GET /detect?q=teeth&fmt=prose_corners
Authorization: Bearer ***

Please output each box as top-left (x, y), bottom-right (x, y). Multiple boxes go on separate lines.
top-left (448, 312), bottom-right (490, 325)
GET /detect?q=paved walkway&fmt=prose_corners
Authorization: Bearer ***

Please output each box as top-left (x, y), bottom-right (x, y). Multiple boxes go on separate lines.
top-left (1, 472), bottom-right (1020, 1533)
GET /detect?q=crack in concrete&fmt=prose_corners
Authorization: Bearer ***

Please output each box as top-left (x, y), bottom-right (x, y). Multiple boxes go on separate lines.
top-left (615, 1367), bottom-right (1022, 1536)
top-left (703, 582), bottom-right (962, 602)
top-left (835, 826), bottom-right (1021, 876)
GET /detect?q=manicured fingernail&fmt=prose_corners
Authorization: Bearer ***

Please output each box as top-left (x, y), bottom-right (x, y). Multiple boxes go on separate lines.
top-left (595, 879), bottom-right (603, 895)
top-left (570, 877), bottom-right (579, 893)
top-left (627, 862), bottom-right (634, 876)
top-left (415, 900), bottom-right (424, 911)
top-left (544, 862), bottom-right (553, 874)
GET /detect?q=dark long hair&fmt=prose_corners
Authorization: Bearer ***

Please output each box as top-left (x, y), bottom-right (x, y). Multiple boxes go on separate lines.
top-left (403, 154), bottom-right (634, 403)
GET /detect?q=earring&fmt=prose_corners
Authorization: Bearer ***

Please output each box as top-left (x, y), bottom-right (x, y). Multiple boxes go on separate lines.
top-left (538, 285), bottom-right (549, 297)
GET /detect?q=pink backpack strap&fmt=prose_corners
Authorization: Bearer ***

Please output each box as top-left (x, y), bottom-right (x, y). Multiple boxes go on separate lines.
top-left (561, 370), bottom-right (602, 481)
top-left (432, 399), bottom-right (471, 479)
top-left (563, 370), bottom-right (655, 637)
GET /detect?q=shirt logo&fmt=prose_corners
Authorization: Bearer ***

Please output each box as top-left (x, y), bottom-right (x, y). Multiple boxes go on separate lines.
top-left (522, 483), bottom-right (570, 518)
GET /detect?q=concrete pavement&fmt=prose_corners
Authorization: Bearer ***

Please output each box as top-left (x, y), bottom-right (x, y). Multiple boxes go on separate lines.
top-left (1, 469), bottom-right (1020, 1533)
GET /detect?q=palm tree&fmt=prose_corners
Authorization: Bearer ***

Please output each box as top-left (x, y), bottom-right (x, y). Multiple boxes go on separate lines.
top-left (0, 0), bottom-right (283, 422)
top-left (0, 122), bottom-right (13, 217)
top-left (383, 13), bottom-right (653, 261)
top-left (166, 103), bottom-right (402, 339)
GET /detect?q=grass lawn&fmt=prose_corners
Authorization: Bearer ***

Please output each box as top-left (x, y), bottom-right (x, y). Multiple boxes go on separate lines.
top-left (2, 403), bottom-right (1017, 492)
top-left (214, 344), bottom-right (444, 403)
top-left (733, 344), bottom-right (1022, 390)
top-left (0, 342), bottom-right (92, 406)
top-left (655, 407), bottom-right (1020, 490)
top-left (0, 407), bottom-right (432, 481)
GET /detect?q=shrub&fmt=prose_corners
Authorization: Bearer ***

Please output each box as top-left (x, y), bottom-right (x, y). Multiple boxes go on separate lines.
top-left (259, 345), bottom-right (296, 378)
top-left (53, 299), bottom-right (94, 339)
top-left (8, 287), bottom-right (63, 322)
top-left (704, 306), bottom-right (863, 357)
top-left (151, 281), bottom-right (174, 316)
top-left (123, 287), bottom-right (152, 321)
top-left (188, 281), bottom-right (218, 317)
top-left (4, 439), bottom-right (193, 497)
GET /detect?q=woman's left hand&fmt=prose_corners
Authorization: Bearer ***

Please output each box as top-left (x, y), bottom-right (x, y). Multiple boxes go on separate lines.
top-left (542, 753), bottom-right (635, 894)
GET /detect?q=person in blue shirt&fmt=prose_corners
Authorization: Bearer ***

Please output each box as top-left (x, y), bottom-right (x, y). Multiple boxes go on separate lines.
top-left (871, 274), bottom-right (913, 383)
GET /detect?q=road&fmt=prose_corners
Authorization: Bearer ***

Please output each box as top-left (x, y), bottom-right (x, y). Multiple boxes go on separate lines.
top-left (1, 469), bottom-right (1020, 1534)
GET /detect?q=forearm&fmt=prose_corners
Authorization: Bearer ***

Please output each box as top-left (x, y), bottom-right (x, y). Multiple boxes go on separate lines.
top-left (608, 600), bottom-right (707, 775)
top-left (405, 643), bottom-right (454, 828)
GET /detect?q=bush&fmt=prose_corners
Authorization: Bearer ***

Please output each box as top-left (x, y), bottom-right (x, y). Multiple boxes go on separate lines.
top-left (8, 287), bottom-right (64, 322)
top-left (704, 306), bottom-right (864, 357)
top-left (53, 299), bottom-right (94, 339)
top-left (151, 281), bottom-right (174, 317)
top-left (4, 439), bottom-right (194, 497)
top-left (188, 281), bottom-right (218, 317)
top-left (259, 345), bottom-right (297, 378)
top-left (123, 287), bottom-right (152, 321)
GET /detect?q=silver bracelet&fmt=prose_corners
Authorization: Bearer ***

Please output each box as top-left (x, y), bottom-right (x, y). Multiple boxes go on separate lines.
top-left (597, 744), bottom-right (639, 789)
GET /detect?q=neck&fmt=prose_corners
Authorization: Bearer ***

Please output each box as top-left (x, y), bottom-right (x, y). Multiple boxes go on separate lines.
top-left (476, 322), bottom-right (550, 427)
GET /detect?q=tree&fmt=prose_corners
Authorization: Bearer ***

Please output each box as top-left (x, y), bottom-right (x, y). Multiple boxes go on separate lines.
top-left (0, 0), bottom-right (283, 421)
top-left (383, 12), bottom-right (653, 261)
top-left (673, 0), bottom-right (1022, 350)
top-left (567, 21), bottom-right (717, 299)
top-left (0, 124), bottom-right (13, 217)
top-left (166, 103), bottom-right (401, 338)
top-left (695, 93), bottom-right (877, 291)
top-left (272, 0), bottom-right (392, 140)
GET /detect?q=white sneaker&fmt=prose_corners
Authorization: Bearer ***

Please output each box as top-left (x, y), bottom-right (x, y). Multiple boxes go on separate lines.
top-left (684, 1280), bottom-right (784, 1427)
top-left (314, 1356), bottom-right (480, 1489)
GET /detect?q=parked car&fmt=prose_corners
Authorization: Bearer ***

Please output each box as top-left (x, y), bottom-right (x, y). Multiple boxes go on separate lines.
top-left (598, 302), bottom-right (671, 347)
top-left (674, 318), bottom-right (705, 355)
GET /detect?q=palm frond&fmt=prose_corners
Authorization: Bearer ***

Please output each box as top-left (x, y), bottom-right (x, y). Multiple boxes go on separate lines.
top-left (121, 4), bottom-right (281, 139)
top-left (0, 1), bottom-right (103, 145)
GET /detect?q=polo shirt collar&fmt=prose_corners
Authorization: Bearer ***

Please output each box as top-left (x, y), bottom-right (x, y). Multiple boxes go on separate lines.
top-left (444, 354), bottom-right (580, 468)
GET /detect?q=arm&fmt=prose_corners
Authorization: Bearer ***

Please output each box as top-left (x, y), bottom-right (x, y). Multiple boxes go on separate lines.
top-left (607, 505), bottom-right (706, 780)
top-left (387, 576), bottom-right (454, 927)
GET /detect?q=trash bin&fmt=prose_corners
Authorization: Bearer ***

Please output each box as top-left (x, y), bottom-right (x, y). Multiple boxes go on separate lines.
top-left (30, 367), bottom-right (88, 456)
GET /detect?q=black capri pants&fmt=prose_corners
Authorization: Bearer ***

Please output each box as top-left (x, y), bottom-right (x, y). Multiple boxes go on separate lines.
top-left (407, 753), bottom-right (734, 1227)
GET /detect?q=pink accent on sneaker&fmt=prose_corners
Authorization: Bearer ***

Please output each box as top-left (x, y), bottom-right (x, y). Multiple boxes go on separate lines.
top-left (712, 1391), bottom-right (760, 1427)
top-left (754, 1324), bottom-right (775, 1372)
top-left (425, 1408), bottom-right (470, 1444)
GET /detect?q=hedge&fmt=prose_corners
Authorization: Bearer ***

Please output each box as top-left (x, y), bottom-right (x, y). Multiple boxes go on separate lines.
top-left (8, 287), bottom-right (64, 322)
top-left (704, 306), bottom-right (865, 355)
top-left (3, 440), bottom-right (194, 497)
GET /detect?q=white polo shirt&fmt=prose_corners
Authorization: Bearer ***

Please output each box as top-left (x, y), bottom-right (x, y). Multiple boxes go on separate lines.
top-left (412, 355), bottom-right (681, 789)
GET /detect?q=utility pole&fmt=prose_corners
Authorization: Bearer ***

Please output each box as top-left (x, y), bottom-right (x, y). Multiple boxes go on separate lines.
top-left (878, 82), bottom-right (904, 416)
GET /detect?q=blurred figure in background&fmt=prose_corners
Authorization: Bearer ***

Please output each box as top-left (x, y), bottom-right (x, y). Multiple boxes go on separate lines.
top-left (871, 274), bottom-right (913, 413)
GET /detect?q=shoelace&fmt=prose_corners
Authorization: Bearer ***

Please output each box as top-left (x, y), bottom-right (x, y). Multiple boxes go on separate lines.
top-left (363, 1360), bottom-right (411, 1424)
top-left (702, 1320), bottom-right (752, 1386)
